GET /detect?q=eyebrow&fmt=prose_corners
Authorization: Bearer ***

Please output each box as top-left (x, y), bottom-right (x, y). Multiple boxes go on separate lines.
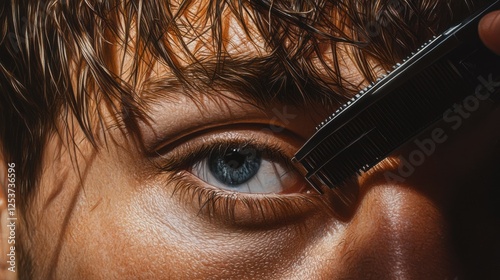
top-left (140, 56), bottom-right (349, 108)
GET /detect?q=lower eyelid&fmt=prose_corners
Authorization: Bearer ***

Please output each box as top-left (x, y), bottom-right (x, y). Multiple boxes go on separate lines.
top-left (168, 171), bottom-right (324, 227)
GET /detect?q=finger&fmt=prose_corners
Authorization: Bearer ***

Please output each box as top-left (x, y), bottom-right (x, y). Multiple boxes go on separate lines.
top-left (479, 10), bottom-right (500, 55)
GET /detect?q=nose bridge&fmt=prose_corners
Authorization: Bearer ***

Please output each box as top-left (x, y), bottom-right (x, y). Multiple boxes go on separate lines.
top-left (323, 185), bottom-right (457, 279)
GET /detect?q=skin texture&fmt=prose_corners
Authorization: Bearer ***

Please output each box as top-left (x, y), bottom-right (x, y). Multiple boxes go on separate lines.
top-left (1, 6), bottom-right (500, 280)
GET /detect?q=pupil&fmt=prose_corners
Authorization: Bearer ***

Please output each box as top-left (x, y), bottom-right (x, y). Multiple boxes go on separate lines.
top-left (223, 149), bottom-right (245, 169)
top-left (208, 146), bottom-right (261, 186)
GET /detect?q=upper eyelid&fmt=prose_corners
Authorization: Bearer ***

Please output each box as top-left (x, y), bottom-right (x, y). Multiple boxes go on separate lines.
top-left (154, 136), bottom-right (290, 172)
top-left (147, 123), bottom-right (299, 156)
top-left (138, 91), bottom-right (302, 152)
top-left (149, 128), bottom-right (301, 172)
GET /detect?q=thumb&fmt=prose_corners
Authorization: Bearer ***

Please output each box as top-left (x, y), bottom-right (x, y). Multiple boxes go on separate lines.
top-left (479, 10), bottom-right (500, 55)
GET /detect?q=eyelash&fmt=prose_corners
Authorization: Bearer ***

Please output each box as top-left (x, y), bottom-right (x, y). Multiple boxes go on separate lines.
top-left (157, 138), bottom-right (291, 174)
top-left (168, 172), bottom-right (314, 224)
top-left (150, 132), bottom-right (321, 225)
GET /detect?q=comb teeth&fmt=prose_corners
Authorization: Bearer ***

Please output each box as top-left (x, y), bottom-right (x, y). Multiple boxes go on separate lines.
top-left (315, 36), bottom-right (439, 133)
top-left (297, 59), bottom-right (475, 189)
top-left (293, 0), bottom-right (500, 191)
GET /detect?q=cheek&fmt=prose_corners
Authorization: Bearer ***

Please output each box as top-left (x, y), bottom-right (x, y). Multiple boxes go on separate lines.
top-left (38, 166), bottom-right (319, 279)
top-left (308, 186), bottom-right (456, 279)
top-left (28, 149), bottom-right (137, 278)
top-left (85, 183), bottom-right (315, 279)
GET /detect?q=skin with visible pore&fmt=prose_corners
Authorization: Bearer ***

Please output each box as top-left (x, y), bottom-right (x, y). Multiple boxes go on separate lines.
top-left (1, 1), bottom-right (500, 279)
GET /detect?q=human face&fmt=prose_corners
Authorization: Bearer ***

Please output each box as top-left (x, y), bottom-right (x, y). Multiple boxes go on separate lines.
top-left (23, 3), bottom-right (500, 280)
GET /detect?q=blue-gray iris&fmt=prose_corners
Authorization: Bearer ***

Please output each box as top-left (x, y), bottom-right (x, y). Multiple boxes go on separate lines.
top-left (208, 147), bottom-right (262, 186)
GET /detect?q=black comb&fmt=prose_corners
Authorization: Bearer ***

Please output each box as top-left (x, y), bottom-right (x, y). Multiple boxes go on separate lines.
top-left (292, 0), bottom-right (500, 193)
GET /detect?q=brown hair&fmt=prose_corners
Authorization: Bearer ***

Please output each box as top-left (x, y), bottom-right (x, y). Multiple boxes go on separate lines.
top-left (0, 0), bottom-right (489, 276)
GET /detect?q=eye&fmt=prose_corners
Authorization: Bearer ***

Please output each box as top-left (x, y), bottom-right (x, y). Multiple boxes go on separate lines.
top-left (152, 128), bottom-right (308, 195)
top-left (191, 144), bottom-right (298, 193)
top-left (149, 128), bottom-right (322, 224)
